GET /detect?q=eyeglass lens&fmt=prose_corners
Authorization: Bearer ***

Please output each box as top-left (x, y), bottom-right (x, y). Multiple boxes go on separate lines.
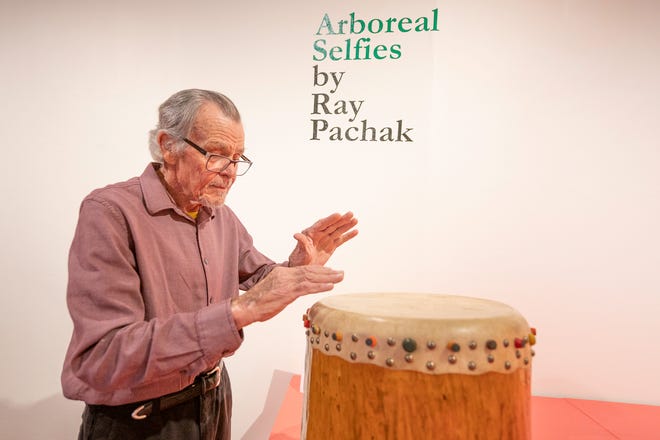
top-left (206, 156), bottom-right (251, 175)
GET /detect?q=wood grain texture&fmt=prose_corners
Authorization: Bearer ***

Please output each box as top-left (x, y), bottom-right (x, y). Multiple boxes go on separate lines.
top-left (304, 352), bottom-right (531, 440)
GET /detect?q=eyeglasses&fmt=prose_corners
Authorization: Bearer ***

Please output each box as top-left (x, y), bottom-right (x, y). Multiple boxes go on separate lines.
top-left (182, 137), bottom-right (253, 176)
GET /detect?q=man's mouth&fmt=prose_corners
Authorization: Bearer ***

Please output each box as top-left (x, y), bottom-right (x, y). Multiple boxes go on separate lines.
top-left (210, 180), bottom-right (230, 190)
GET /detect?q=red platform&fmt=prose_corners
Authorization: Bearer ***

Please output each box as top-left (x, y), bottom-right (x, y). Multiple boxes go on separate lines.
top-left (267, 374), bottom-right (660, 440)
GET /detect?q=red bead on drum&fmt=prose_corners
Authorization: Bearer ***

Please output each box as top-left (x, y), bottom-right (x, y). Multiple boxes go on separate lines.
top-left (447, 342), bottom-right (461, 352)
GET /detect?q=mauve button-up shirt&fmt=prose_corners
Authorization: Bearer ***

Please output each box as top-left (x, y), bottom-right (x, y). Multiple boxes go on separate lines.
top-left (61, 163), bottom-right (278, 405)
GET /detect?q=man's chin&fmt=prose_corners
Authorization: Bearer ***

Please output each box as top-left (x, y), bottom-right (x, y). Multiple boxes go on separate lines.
top-left (197, 194), bottom-right (227, 208)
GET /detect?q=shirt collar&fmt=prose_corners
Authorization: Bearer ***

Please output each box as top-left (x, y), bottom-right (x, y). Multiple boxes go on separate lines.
top-left (139, 163), bottom-right (213, 221)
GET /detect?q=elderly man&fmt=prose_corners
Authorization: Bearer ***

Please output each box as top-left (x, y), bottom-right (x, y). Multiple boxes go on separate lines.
top-left (62, 89), bottom-right (358, 439)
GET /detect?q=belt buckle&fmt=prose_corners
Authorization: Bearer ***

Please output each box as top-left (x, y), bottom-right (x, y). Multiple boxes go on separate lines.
top-left (204, 365), bottom-right (222, 389)
top-left (131, 403), bottom-right (150, 420)
top-left (131, 364), bottom-right (221, 420)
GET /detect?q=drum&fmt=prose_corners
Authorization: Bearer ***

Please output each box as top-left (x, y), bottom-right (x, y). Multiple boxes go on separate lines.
top-left (302, 293), bottom-right (536, 440)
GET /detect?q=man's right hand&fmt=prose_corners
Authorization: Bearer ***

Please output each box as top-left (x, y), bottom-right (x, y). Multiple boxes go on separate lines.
top-left (230, 266), bottom-right (344, 329)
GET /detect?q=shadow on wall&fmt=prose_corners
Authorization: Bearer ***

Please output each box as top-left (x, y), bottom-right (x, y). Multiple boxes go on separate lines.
top-left (241, 370), bottom-right (295, 440)
top-left (0, 395), bottom-right (83, 439)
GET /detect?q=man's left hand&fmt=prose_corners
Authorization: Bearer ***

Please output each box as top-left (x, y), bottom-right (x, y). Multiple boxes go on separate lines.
top-left (288, 212), bottom-right (358, 267)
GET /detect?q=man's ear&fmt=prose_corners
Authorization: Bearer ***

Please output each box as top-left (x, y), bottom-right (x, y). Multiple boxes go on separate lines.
top-left (157, 131), bottom-right (178, 165)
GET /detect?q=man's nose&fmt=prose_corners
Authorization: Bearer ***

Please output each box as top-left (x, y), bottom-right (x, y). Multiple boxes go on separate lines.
top-left (219, 161), bottom-right (238, 176)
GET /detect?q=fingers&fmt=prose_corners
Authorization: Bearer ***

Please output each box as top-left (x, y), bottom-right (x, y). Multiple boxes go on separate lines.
top-left (270, 265), bottom-right (344, 294)
top-left (298, 265), bottom-right (344, 284)
top-left (286, 265), bottom-right (341, 290)
top-left (337, 228), bottom-right (359, 246)
top-left (328, 218), bottom-right (359, 241)
top-left (320, 215), bottom-right (359, 249)
top-left (278, 266), bottom-right (344, 299)
top-left (327, 212), bottom-right (357, 236)
top-left (293, 232), bottom-right (312, 246)
top-left (305, 212), bottom-right (357, 236)
top-left (233, 266), bottom-right (345, 328)
top-left (306, 212), bottom-right (343, 232)
top-left (290, 212), bottom-right (358, 267)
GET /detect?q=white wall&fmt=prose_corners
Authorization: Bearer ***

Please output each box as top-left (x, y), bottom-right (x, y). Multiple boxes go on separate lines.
top-left (0, 0), bottom-right (658, 438)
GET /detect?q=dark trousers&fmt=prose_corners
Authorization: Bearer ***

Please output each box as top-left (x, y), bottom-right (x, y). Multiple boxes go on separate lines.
top-left (78, 366), bottom-right (232, 440)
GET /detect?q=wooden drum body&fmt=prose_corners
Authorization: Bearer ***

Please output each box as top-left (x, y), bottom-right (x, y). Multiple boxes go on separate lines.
top-left (302, 293), bottom-right (536, 440)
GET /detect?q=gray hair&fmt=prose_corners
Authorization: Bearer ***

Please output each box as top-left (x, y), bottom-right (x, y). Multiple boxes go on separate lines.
top-left (148, 89), bottom-right (241, 163)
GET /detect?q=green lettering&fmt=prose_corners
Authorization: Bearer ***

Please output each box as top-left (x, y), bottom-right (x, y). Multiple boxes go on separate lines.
top-left (329, 45), bottom-right (343, 61)
top-left (338, 19), bottom-right (348, 34)
top-left (415, 16), bottom-right (430, 32)
top-left (350, 12), bottom-right (365, 34)
top-left (386, 17), bottom-right (397, 32)
top-left (313, 39), bottom-right (327, 61)
top-left (316, 14), bottom-right (336, 35)
top-left (390, 44), bottom-right (402, 59)
top-left (373, 45), bottom-right (387, 60)
top-left (398, 17), bottom-right (412, 32)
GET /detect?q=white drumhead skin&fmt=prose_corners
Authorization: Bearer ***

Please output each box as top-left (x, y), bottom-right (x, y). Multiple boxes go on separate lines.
top-left (306, 293), bottom-right (535, 375)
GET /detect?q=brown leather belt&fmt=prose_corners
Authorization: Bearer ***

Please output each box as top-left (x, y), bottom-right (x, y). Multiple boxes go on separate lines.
top-left (130, 364), bottom-right (222, 420)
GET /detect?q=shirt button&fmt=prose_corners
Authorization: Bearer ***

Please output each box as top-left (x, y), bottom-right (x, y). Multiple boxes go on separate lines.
top-left (209, 297), bottom-right (215, 304)
top-left (203, 258), bottom-right (209, 265)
